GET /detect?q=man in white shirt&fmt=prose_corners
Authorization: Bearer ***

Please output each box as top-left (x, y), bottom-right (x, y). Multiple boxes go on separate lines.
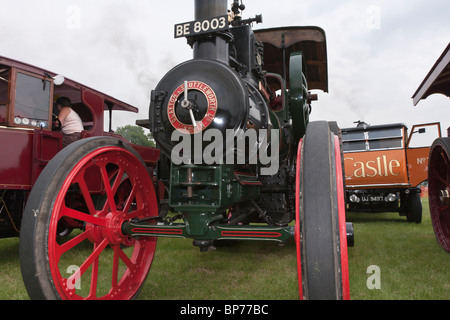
top-left (55, 97), bottom-right (84, 147)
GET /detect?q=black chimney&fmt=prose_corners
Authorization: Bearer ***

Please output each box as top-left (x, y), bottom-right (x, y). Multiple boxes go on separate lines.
top-left (193, 0), bottom-right (229, 64)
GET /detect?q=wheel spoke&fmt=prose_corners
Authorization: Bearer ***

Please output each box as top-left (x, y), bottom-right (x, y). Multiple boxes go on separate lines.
top-left (118, 245), bottom-right (135, 270)
top-left (66, 238), bottom-right (109, 293)
top-left (126, 208), bottom-right (146, 221)
top-left (87, 244), bottom-right (101, 300)
top-left (111, 244), bottom-right (136, 289)
top-left (111, 167), bottom-right (126, 196)
top-left (61, 206), bottom-right (107, 227)
top-left (441, 150), bottom-right (450, 167)
top-left (55, 230), bottom-right (90, 263)
top-left (111, 245), bottom-right (121, 290)
top-left (100, 166), bottom-right (117, 214)
top-left (76, 176), bottom-right (97, 216)
top-left (123, 185), bottom-right (138, 214)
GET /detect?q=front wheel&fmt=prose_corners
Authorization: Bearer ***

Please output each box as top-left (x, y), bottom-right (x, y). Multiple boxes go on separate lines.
top-left (295, 121), bottom-right (350, 300)
top-left (19, 137), bottom-right (158, 300)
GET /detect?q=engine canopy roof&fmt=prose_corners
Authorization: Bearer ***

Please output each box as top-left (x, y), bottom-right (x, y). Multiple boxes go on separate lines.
top-left (254, 26), bottom-right (328, 93)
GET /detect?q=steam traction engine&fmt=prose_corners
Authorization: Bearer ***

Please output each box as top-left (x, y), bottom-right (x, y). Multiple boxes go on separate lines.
top-left (19, 0), bottom-right (353, 300)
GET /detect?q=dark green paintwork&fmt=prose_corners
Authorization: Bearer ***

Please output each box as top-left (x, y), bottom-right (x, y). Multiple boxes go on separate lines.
top-left (289, 52), bottom-right (309, 141)
top-left (122, 219), bottom-right (294, 243)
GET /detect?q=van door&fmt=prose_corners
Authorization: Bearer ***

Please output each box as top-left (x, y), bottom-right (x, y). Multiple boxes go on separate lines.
top-left (406, 122), bottom-right (441, 187)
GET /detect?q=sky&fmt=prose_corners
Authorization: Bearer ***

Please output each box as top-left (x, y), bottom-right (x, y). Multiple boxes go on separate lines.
top-left (1, 0), bottom-right (449, 144)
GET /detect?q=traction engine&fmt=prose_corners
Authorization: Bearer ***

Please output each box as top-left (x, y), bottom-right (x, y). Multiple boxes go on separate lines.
top-left (19, 0), bottom-right (353, 300)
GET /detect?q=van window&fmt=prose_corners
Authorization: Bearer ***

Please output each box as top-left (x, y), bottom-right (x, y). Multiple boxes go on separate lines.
top-left (367, 128), bottom-right (403, 150)
top-left (343, 127), bottom-right (404, 152)
top-left (14, 72), bottom-right (51, 128)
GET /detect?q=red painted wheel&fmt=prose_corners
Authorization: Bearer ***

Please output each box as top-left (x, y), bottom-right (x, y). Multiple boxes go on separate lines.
top-left (334, 134), bottom-right (350, 299)
top-left (20, 137), bottom-right (158, 300)
top-left (295, 121), bottom-right (350, 300)
top-left (428, 138), bottom-right (450, 252)
top-left (294, 138), bottom-right (303, 299)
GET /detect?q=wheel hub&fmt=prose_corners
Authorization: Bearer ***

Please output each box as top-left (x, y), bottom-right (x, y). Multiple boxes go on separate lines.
top-left (86, 211), bottom-right (128, 245)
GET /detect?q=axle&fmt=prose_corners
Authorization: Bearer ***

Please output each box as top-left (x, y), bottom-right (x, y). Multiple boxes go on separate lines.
top-left (122, 217), bottom-right (295, 245)
top-left (121, 215), bottom-right (355, 251)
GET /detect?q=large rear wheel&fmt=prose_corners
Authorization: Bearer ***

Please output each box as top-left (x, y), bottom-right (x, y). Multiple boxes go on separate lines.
top-left (20, 137), bottom-right (158, 300)
top-left (295, 121), bottom-right (350, 300)
top-left (428, 138), bottom-right (450, 252)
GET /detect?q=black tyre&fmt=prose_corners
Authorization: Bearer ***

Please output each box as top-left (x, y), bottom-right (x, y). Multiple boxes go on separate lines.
top-left (296, 121), bottom-right (350, 300)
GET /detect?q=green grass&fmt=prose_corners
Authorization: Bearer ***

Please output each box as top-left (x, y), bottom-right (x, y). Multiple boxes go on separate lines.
top-left (0, 198), bottom-right (448, 300)
top-left (139, 238), bottom-right (298, 300)
top-left (345, 198), bottom-right (449, 300)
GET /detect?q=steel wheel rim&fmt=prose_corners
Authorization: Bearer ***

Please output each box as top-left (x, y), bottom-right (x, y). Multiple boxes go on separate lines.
top-left (429, 143), bottom-right (450, 251)
top-left (295, 139), bottom-right (304, 299)
top-left (47, 146), bottom-right (157, 300)
top-left (334, 135), bottom-right (350, 300)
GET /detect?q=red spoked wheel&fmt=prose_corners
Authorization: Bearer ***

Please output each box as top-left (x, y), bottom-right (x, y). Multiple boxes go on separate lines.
top-left (20, 137), bottom-right (158, 300)
top-left (428, 138), bottom-right (450, 252)
top-left (295, 121), bottom-right (350, 300)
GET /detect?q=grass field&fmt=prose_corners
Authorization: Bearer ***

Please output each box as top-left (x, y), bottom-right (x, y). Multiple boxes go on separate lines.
top-left (0, 198), bottom-right (448, 300)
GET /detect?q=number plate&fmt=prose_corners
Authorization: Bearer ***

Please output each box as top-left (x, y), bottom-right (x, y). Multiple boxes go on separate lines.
top-left (361, 195), bottom-right (384, 202)
top-left (174, 15), bottom-right (228, 38)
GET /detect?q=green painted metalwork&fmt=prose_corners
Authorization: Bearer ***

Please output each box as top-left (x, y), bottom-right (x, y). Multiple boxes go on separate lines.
top-left (120, 161), bottom-right (295, 244)
top-left (267, 73), bottom-right (291, 162)
top-left (122, 219), bottom-right (294, 243)
top-left (169, 163), bottom-right (260, 213)
top-left (289, 52), bottom-right (309, 141)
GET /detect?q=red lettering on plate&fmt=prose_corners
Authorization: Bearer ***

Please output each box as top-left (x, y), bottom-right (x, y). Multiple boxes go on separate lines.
top-left (167, 81), bottom-right (218, 134)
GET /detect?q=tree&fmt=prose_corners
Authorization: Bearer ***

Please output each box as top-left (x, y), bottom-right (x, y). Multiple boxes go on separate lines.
top-left (116, 125), bottom-right (155, 147)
